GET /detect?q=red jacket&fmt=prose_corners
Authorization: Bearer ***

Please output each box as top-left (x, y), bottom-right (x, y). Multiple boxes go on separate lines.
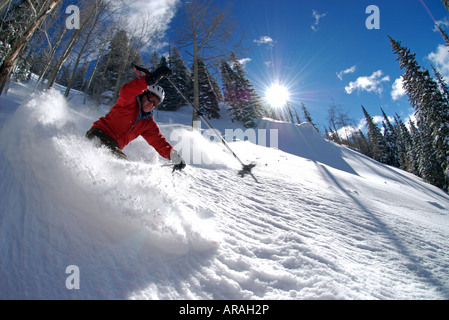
top-left (92, 76), bottom-right (173, 159)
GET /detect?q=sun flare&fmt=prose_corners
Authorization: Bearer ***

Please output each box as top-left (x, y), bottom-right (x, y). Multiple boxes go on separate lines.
top-left (265, 84), bottom-right (290, 108)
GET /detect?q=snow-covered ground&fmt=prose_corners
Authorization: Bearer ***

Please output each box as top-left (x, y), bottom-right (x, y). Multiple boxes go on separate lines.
top-left (1, 77), bottom-right (449, 300)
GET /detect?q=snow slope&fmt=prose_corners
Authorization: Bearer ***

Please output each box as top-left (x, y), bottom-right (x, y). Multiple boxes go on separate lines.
top-left (1, 79), bottom-right (449, 300)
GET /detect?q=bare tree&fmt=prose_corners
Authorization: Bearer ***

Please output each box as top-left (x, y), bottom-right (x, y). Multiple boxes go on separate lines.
top-left (327, 100), bottom-right (355, 143)
top-left (0, 0), bottom-right (12, 13)
top-left (64, 0), bottom-right (112, 98)
top-left (33, 21), bottom-right (67, 92)
top-left (175, 0), bottom-right (243, 127)
top-left (0, 0), bottom-right (62, 94)
top-left (45, 1), bottom-right (103, 90)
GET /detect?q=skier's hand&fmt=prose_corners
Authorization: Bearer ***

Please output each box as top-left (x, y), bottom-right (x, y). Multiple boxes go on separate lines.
top-left (170, 149), bottom-right (186, 172)
top-left (145, 66), bottom-right (172, 85)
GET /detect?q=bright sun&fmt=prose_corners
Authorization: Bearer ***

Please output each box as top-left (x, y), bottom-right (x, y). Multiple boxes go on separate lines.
top-left (265, 84), bottom-right (290, 108)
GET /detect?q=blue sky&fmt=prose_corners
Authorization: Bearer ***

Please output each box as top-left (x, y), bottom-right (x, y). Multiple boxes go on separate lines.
top-left (226, 0), bottom-right (449, 131)
top-left (137, 0), bottom-right (449, 131)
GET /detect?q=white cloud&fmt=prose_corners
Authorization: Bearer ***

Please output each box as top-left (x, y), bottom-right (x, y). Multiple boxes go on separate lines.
top-left (391, 76), bottom-right (406, 101)
top-left (238, 58), bottom-right (252, 67)
top-left (337, 65), bottom-right (356, 80)
top-left (434, 18), bottom-right (449, 32)
top-left (112, 0), bottom-right (179, 43)
top-left (428, 44), bottom-right (449, 81)
top-left (372, 115), bottom-right (384, 125)
top-left (254, 36), bottom-right (275, 46)
top-left (345, 70), bottom-right (390, 95)
top-left (311, 10), bottom-right (327, 32)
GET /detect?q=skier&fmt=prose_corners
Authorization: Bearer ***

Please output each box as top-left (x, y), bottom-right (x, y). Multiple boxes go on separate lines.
top-left (86, 65), bottom-right (186, 171)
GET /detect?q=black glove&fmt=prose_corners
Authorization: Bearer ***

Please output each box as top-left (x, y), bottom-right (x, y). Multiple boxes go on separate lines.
top-left (145, 66), bottom-right (172, 85)
top-left (173, 161), bottom-right (186, 172)
top-left (170, 150), bottom-right (186, 172)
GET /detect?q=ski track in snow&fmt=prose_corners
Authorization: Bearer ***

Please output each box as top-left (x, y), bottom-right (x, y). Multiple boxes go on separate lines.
top-left (1, 84), bottom-right (449, 300)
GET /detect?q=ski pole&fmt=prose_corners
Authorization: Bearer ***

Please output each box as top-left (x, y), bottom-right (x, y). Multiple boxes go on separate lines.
top-left (165, 76), bottom-right (259, 184)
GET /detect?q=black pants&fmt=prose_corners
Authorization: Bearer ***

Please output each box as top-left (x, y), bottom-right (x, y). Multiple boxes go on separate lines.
top-left (85, 127), bottom-right (128, 160)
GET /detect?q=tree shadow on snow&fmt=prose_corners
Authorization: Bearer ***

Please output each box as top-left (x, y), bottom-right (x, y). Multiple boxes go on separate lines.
top-left (316, 164), bottom-right (449, 299)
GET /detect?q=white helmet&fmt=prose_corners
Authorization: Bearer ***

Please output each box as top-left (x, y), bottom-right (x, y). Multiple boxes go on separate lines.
top-left (146, 85), bottom-right (165, 104)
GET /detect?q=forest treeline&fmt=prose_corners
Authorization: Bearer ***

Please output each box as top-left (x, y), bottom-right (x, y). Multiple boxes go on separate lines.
top-left (1, 0), bottom-right (448, 191)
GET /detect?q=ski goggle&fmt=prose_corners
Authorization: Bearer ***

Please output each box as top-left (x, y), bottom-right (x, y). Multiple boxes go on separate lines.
top-left (143, 92), bottom-right (161, 106)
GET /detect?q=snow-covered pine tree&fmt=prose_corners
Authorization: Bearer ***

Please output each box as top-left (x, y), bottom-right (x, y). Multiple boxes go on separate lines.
top-left (394, 114), bottom-right (414, 172)
top-left (264, 105), bottom-right (280, 121)
top-left (232, 53), bottom-right (265, 127)
top-left (381, 108), bottom-right (400, 167)
top-left (432, 65), bottom-right (449, 104)
top-left (220, 54), bottom-right (264, 127)
top-left (293, 105), bottom-right (302, 124)
top-left (419, 123), bottom-right (446, 188)
top-left (164, 47), bottom-right (192, 111)
top-left (327, 126), bottom-right (341, 145)
top-left (155, 55), bottom-right (176, 111)
top-left (435, 24), bottom-right (449, 46)
top-left (210, 72), bottom-right (223, 104)
top-left (351, 129), bottom-right (372, 158)
top-left (362, 105), bottom-right (388, 164)
top-left (408, 119), bottom-right (423, 176)
top-left (390, 37), bottom-right (449, 190)
top-left (301, 102), bottom-right (319, 131)
top-left (197, 58), bottom-right (220, 119)
top-left (220, 59), bottom-right (240, 109)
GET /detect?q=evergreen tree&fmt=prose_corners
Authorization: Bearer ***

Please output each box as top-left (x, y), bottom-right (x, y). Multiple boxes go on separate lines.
top-left (408, 119), bottom-right (422, 176)
top-left (221, 59), bottom-right (240, 107)
top-left (72, 62), bottom-right (88, 91)
top-left (58, 61), bottom-right (72, 87)
top-left (164, 47), bottom-right (192, 111)
top-left (90, 29), bottom-right (141, 104)
top-left (443, 0), bottom-right (449, 11)
top-left (381, 108), bottom-right (400, 167)
top-left (12, 54), bottom-right (31, 82)
top-left (327, 127), bottom-right (341, 145)
top-left (350, 129), bottom-right (371, 157)
top-left (91, 30), bottom-right (130, 102)
top-left (390, 37), bottom-right (449, 190)
top-left (294, 104), bottom-right (302, 124)
top-left (394, 114), bottom-right (413, 172)
top-left (263, 105), bottom-right (280, 121)
top-left (419, 123), bottom-right (446, 188)
top-left (150, 51), bottom-right (159, 71)
top-left (155, 55), bottom-right (175, 111)
top-left (362, 105), bottom-right (388, 164)
top-left (301, 102), bottom-right (318, 130)
top-left (210, 72), bottom-right (224, 103)
top-left (220, 54), bottom-right (264, 127)
top-left (197, 58), bottom-right (220, 119)
top-left (432, 65), bottom-right (449, 103)
top-left (436, 24), bottom-right (449, 46)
